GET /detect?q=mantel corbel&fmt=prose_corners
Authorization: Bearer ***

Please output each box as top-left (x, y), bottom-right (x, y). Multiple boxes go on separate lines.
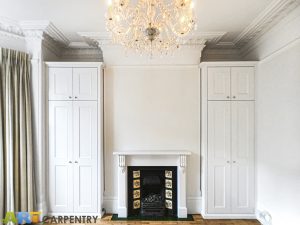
top-left (179, 155), bottom-right (187, 173)
top-left (118, 155), bottom-right (126, 173)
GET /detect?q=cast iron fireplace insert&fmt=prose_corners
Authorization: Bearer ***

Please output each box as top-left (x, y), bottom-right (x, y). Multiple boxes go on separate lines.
top-left (128, 166), bottom-right (177, 218)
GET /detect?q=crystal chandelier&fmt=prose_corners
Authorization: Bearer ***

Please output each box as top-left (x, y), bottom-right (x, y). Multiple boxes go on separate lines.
top-left (105, 0), bottom-right (196, 55)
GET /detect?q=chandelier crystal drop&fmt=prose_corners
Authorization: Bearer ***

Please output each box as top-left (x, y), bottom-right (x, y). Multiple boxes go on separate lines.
top-left (105, 0), bottom-right (196, 56)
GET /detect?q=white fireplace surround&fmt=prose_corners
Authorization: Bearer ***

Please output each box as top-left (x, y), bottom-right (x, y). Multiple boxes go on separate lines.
top-left (113, 150), bottom-right (192, 218)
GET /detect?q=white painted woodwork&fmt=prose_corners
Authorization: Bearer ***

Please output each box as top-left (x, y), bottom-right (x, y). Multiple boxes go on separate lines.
top-left (73, 101), bottom-right (98, 213)
top-left (49, 68), bottom-right (73, 100)
top-left (73, 68), bottom-right (98, 100)
top-left (207, 66), bottom-right (255, 100)
top-left (207, 67), bottom-right (231, 100)
top-left (47, 62), bottom-right (103, 216)
top-left (113, 151), bottom-right (191, 156)
top-left (207, 101), bottom-right (255, 214)
top-left (231, 101), bottom-right (255, 213)
top-left (49, 101), bottom-right (74, 213)
top-left (113, 151), bottom-right (191, 218)
top-left (201, 62), bottom-right (257, 218)
top-left (231, 67), bottom-right (255, 100)
top-left (207, 101), bottom-right (231, 214)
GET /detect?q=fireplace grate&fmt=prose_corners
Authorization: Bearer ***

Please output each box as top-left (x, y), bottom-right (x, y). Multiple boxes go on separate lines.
top-left (128, 166), bottom-right (177, 217)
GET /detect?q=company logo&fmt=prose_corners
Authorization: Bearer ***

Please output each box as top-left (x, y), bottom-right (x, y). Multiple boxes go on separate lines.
top-left (2, 212), bottom-right (98, 224)
top-left (2, 212), bottom-right (41, 224)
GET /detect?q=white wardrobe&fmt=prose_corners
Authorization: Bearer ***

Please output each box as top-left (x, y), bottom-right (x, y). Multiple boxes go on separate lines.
top-left (201, 62), bottom-right (256, 218)
top-left (46, 62), bottom-right (103, 215)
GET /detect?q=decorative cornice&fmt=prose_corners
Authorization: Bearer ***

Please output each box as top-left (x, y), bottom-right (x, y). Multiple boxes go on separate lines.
top-left (0, 17), bottom-right (24, 38)
top-left (42, 33), bottom-right (65, 57)
top-left (234, 0), bottom-right (300, 48)
top-left (78, 31), bottom-right (226, 48)
top-left (67, 42), bottom-right (93, 49)
top-left (0, 18), bottom-right (71, 57)
top-left (60, 47), bottom-right (103, 62)
top-left (201, 48), bottom-right (242, 62)
top-left (20, 21), bottom-right (70, 45)
top-left (192, 32), bottom-right (227, 45)
top-left (0, 18), bottom-right (70, 46)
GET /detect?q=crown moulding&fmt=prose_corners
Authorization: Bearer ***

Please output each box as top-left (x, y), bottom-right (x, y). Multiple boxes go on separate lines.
top-left (77, 31), bottom-right (227, 48)
top-left (234, 0), bottom-right (300, 48)
top-left (0, 18), bottom-right (70, 46)
top-left (0, 0), bottom-right (298, 59)
top-left (0, 17), bottom-right (24, 38)
top-left (20, 21), bottom-right (70, 46)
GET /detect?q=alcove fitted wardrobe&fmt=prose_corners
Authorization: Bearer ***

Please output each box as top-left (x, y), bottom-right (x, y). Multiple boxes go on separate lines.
top-left (201, 62), bottom-right (256, 219)
top-left (46, 62), bottom-right (103, 216)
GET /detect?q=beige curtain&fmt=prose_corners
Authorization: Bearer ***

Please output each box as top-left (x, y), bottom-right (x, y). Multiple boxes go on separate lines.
top-left (0, 48), bottom-right (34, 218)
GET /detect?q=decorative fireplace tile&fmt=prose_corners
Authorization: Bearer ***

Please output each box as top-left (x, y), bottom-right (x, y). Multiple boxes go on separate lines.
top-left (165, 170), bottom-right (172, 178)
top-left (133, 199), bottom-right (140, 209)
top-left (133, 179), bottom-right (140, 189)
top-left (133, 170), bottom-right (140, 178)
top-left (133, 190), bottom-right (140, 199)
top-left (165, 199), bottom-right (173, 209)
top-left (165, 179), bottom-right (172, 189)
top-left (165, 189), bottom-right (172, 199)
top-left (128, 166), bottom-right (178, 217)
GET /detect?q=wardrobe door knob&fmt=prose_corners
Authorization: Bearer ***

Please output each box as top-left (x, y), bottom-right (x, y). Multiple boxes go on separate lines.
top-left (226, 96), bottom-right (230, 99)
top-left (68, 161), bottom-right (72, 163)
top-left (69, 96), bottom-right (72, 99)
top-left (75, 161), bottom-right (78, 163)
top-left (233, 96), bottom-right (236, 99)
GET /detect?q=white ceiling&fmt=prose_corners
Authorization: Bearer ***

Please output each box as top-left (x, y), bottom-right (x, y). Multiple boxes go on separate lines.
top-left (0, 0), bottom-right (273, 43)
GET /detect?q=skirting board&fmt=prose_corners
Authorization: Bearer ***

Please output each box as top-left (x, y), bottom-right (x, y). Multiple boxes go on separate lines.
top-left (103, 196), bottom-right (202, 215)
top-left (202, 214), bottom-right (257, 219)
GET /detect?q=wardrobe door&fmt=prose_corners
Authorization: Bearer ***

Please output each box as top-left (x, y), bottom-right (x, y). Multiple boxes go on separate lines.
top-left (73, 101), bottom-right (98, 213)
top-left (73, 68), bottom-right (98, 100)
top-left (207, 101), bottom-right (232, 214)
top-left (48, 101), bottom-right (74, 213)
top-left (207, 67), bottom-right (231, 100)
top-left (231, 67), bottom-right (255, 100)
top-left (49, 68), bottom-right (73, 100)
top-left (231, 101), bottom-right (255, 213)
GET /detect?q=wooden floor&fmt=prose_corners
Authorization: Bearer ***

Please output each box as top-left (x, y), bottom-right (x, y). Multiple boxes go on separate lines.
top-left (96, 214), bottom-right (260, 225)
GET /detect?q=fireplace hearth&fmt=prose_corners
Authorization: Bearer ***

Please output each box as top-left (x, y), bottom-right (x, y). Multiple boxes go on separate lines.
top-left (128, 166), bottom-right (177, 217)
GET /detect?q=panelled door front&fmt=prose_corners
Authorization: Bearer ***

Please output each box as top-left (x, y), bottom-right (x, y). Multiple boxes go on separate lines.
top-left (73, 101), bottom-right (98, 213)
top-left (231, 67), bottom-right (255, 100)
top-left (73, 68), bottom-right (98, 101)
top-left (207, 67), bottom-right (231, 100)
top-left (231, 101), bottom-right (255, 213)
top-left (48, 101), bottom-right (74, 213)
top-left (49, 68), bottom-right (73, 100)
top-left (207, 101), bottom-right (231, 214)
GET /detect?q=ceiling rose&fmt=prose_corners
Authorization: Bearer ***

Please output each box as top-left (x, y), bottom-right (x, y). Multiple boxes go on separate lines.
top-left (105, 0), bottom-right (196, 56)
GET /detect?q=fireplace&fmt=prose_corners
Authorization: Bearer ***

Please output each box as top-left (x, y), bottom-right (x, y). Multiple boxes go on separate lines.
top-left (113, 151), bottom-right (190, 218)
top-left (128, 166), bottom-right (177, 217)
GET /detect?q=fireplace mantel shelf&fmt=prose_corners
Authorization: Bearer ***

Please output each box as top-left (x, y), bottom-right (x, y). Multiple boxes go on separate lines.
top-left (113, 150), bottom-right (191, 156)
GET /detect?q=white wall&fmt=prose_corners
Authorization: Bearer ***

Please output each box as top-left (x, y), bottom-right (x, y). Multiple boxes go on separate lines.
top-left (0, 35), bottom-right (27, 52)
top-left (103, 65), bottom-right (201, 213)
top-left (256, 40), bottom-right (300, 225)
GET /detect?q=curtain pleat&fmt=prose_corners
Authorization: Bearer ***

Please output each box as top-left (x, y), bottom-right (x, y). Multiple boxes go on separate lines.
top-left (0, 48), bottom-right (34, 219)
